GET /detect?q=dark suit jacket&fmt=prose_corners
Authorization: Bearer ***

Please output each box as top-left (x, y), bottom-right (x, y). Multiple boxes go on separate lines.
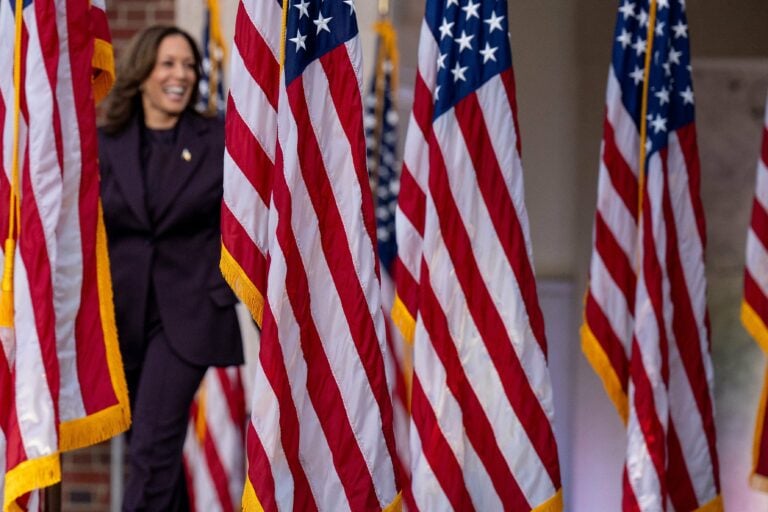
top-left (99, 111), bottom-right (242, 369)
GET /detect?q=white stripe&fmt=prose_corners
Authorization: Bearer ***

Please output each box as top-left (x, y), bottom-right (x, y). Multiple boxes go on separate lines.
top-left (228, 49), bottom-right (277, 164)
top-left (755, 160), bottom-right (768, 214)
top-left (53, 1), bottom-right (87, 424)
top-left (184, 424), bottom-right (223, 512)
top-left (746, 230), bottom-right (768, 298)
top-left (416, 19), bottom-right (439, 93)
top-left (394, 205), bottom-right (422, 293)
top-left (625, 386), bottom-right (664, 512)
top-left (606, 69), bottom-right (640, 176)
top-left (0, 2), bottom-right (15, 181)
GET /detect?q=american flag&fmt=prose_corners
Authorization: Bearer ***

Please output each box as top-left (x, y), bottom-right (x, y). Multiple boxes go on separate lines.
top-left (0, 0), bottom-right (129, 508)
top-left (362, 16), bottom-right (413, 508)
top-left (221, 1), bottom-right (402, 510)
top-left (582, 0), bottom-right (721, 508)
top-left (198, 0), bottom-right (226, 115)
top-left (742, 92), bottom-right (768, 491)
top-left (183, 366), bottom-right (247, 512)
top-left (393, 0), bottom-right (562, 509)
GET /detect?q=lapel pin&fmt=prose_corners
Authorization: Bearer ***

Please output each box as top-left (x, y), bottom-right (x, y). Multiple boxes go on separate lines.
top-left (181, 148), bottom-right (192, 162)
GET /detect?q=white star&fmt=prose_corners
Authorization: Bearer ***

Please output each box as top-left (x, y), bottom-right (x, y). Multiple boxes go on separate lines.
top-left (451, 61), bottom-right (468, 82)
top-left (447, 0), bottom-right (459, 6)
top-left (616, 28), bottom-right (632, 48)
top-left (668, 48), bottom-right (682, 65)
top-left (434, 85), bottom-right (441, 101)
top-left (294, 0), bottom-right (310, 18)
top-left (462, 0), bottom-right (480, 20)
top-left (657, 0), bottom-right (670, 9)
top-left (437, 53), bottom-right (447, 70)
top-left (679, 0), bottom-right (686, 10)
top-left (484, 11), bottom-right (505, 33)
top-left (629, 66), bottom-right (644, 85)
top-left (479, 42), bottom-right (498, 63)
top-left (618, 0), bottom-right (635, 19)
top-left (672, 20), bottom-right (688, 38)
top-left (343, 0), bottom-right (355, 14)
top-left (654, 86), bottom-right (670, 105)
top-left (438, 18), bottom-right (455, 40)
top-left (289, 30), bottom-right (307, 52)
top-left (455, 30), bottom-right (474, 53)
top-left (662, 61), bottom-right (672, 76)
top-left (655, 20), bottom-right (665, 37)
top-left (638, 9), bottom-right (650, 27)
top-left (313, 12), bottom-right (332, 34)
top-left (646, 138), bottom-right (653, 153)
top-left (632, 36), bottom-right (646, 56)
top-left (650, 114), bottom-right (667, 134)
top-left (679, 85), bottom-right (694, 104)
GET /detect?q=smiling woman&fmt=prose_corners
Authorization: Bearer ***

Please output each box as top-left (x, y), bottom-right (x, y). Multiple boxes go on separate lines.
top-left (96, 25), bottom-right (243, 512)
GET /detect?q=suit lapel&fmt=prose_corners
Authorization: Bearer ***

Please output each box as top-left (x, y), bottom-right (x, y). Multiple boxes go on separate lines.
top-left (152, 112), bottom-right (210, 224)
top-left (107, 116), bottom-right (151, 228)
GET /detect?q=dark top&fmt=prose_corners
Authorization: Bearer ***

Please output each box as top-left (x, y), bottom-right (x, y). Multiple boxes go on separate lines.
top-left (98, 111), bottom-right (242, 369)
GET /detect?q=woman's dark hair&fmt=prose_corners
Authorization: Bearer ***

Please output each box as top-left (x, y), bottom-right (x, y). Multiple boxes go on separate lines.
top-left (100, 25), bottom-right (202, 134)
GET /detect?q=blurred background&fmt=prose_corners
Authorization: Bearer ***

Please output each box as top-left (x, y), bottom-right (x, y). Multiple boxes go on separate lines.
top-left (65, 1), bottom-right (768, 510)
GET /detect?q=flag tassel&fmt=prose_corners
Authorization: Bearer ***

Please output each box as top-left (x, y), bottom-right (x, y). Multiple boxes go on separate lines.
top-left (0, 238), bottom-right (16, 328)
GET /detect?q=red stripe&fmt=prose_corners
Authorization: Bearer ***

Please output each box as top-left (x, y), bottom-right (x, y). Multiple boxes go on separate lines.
top-left (454, 92), bottom-right (548, 357)
top-left (202, 418), bottom-right (236, 510)
top-left (287, 60), bottom-right (400, 490)
top-left (622, 467), bottom-right (642, 512)
top-left (666, 421), bottom-right (699, 510)
top-left (272, 141), bottom-right (381, 511)
top-left (412, 72), bottom-right (433, 139)
top-left (427, 128), bottom-right (561, 488)
top-left (595, 211), bottom-right (636, 312)
top-left (216, 368), bottom-right (246, 430)
top-left (220, 202), bottom-right (268, 297)
top-left (420, 263), bottom-right (530, 510)
top-left (500, 69), bottom-right (521, 156)
top-left (745, 272), bottom-right (768, 326)
top-left (183, 452), bottom-right (197, 512)
top-left (245, 422), bottom-right (279, 512)
top-left (69, 0), bottom-right (118, 414)
top-left (225, 94), bottom-right (273, 205)
top-left (397, 164), bottom-right (425, 236)
top-left (602, 117), bottom-right (639, 223)
top-left (253, 297), bottom-right (317, 512)
top-left (676, 125), bottom-right (707, 246)
top-left (584, 292), bottom-right (629, 390)
top-left (411, 375), bottom-right (475, 511)
top-left (234, 2), bottom-right (278, 109)
top-left (762, 127), bottom-right (768, 169)
top-left (660, 161), bottom-right (720, 490)
top-left (749, 197), bottom-right (768, 251)
top-left (394, 257), bottom-right (419, 319)
top-left (320, 48), bottom-right (380, 282)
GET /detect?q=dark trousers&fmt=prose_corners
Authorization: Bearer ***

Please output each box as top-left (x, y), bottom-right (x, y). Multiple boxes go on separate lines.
top-left (123, 325), bottom-right (206, 512)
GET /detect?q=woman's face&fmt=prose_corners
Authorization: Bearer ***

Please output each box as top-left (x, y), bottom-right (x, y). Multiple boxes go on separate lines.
top-left (140, 34), bottom-right (196, 129)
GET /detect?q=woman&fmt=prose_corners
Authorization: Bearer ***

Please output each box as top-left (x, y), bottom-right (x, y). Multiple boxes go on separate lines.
top-left (98, 25), bottom-right (242, 511)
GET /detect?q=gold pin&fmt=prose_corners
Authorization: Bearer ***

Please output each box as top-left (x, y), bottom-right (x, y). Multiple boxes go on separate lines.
top-left (181, 148), bottom-right (192, 162)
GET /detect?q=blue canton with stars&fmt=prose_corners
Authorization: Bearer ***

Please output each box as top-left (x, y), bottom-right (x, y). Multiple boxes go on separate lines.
top-left (426, 0), bottom-right (512, 120)
top-left (612, 0), bottom-right (695, 161)
top-left (283, 0), bottom-right (358, 85)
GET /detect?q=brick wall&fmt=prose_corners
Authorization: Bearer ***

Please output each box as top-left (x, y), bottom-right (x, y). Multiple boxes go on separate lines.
top-left (59, 2), bottom-right (177, 508)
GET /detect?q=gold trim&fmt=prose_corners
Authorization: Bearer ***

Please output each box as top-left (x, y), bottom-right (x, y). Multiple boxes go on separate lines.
top-left (220, 244), bottom-right (264, 327)
top-left (391, 293), bottom-right (415, 345)
top-left (695, 495), bottom-right (723, 512)
top-left (242, 479), bottom-right (266, 512)
top-left (532, 489), bottom-right (563, 512)
top-left (742, 300), bottom-right (768, 355)
top-left (580, 321), bottom-right (628, 424)
top-left (3, 453), bottom-right (60, 512)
